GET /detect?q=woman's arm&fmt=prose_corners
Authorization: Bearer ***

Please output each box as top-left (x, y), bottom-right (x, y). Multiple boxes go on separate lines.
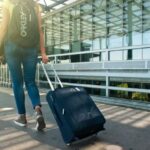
top-left (36, 3), bottom-right (49, 64)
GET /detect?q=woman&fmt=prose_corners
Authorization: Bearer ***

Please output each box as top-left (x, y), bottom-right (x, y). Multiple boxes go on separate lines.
top-left (0, 0), bottom-right (49, 130)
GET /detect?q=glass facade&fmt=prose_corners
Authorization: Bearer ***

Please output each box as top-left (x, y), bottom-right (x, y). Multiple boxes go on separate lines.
top-left (43, 0), bottom-right (150, 102)
top-left (44, 0), bottom-right (150, 62)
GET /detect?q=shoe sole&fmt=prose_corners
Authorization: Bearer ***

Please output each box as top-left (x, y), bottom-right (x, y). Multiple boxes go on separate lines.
top-left (36, 116), bottom-right (46, 131)
top-left (14, 120), bottom-right (27, 127)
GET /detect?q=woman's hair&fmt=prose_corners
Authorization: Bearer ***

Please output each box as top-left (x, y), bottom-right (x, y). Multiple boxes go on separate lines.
top-left (25, 0), bottom-right (35, 6)
top-left (10, 0), bottom-right (35, 6)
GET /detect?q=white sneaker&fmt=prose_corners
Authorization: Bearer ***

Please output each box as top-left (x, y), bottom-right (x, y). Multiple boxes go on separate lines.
top-left (35, 111), bottom-right (46, 131)
top-left (14, 115), bottom-right (27, 127)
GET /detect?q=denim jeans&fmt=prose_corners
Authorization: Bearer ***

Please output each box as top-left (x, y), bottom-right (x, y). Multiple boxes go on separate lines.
top-left (4, 41), bottom-right (41, 114)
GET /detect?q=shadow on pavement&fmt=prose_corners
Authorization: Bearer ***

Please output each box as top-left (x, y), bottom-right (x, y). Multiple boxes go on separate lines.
top-left (0, 90), bottom-right (150, 150)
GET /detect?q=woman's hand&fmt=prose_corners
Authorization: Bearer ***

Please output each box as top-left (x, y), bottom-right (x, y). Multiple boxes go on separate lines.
top-left (41, 53), bottom-right (49, 64)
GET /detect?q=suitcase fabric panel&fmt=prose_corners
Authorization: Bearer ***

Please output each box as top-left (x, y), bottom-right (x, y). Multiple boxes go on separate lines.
top-left (46, 91), bottom-right (75, 143)
top-left (47, 87), bottom-right (105, 139)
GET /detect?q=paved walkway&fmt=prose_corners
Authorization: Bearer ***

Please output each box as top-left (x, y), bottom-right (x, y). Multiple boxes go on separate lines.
top-left (0, 87), bottom-right (150, 150)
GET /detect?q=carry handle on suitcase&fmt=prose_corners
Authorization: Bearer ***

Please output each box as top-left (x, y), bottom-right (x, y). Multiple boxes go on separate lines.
top-left (41, 61), bottom-right (63, 90)
top-left (41, 61), bottom-right (67, 126)
top-left (41, 61), bottom-right (78, 144)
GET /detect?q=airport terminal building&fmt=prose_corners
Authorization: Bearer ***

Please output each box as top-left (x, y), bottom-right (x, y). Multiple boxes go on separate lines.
top-left (0, 0), bottom-right (150, 108)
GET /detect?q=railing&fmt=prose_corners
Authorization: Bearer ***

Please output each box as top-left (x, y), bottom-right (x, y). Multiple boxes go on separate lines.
top-left (0, 45), bottom-right (150, 99)
top-left (0, 62), bottom-right (11, 87)
top-left (38, 45), bottom-right (150, 98)
top-left (42, 44), bottom-right (150, 62)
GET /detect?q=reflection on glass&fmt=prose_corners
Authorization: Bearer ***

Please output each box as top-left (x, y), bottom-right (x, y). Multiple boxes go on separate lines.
top-left (123, 35), bottom-right (128, 47)
top-left (143, 31), bottom-right (150, 45)
top-left (109, 51), bottom-right (123, 61)
top-left (93, 38), bottom-right (100, 50)
top-left (143, 48), bottom-right (150, 59)
top-left (93, 53), bottom-right (100, 62)
top-left (43, 0), bottom-right (150, 62)
top-left (61, 44), bottom-right (70, 53)
top-left (101, 52), bottom-right (106, 61)
top-left (58, 56), bottom-right (70, 64)
top-left (81, 53), bottom-right (92, 62)
top-left (132, 0), bottom-right (142, 46)
top-left (107, 0), bottom-right (123, 49)
top-left (143, 0), bottom-right (150, 45)
top-left (123, 50), bottom-right (128, 60)
top-left (109, 35), bottom-right (123, 48)
top-left (132, 49), bottom-right (142, 60)
top-left (82, 40), bottom-right (92, 51)
top-left (101, 37), bottom-right (106, 49)
top-left (52, 15), bottom-right (60, 45)
top-left (59, 44), bottom-right (70, 62)
top-left (81, 39), bottom-right (92, 62)
top-left (132, 32), bottom-right (142, 45)
top-left (54, 45), bottom-right (61, 54)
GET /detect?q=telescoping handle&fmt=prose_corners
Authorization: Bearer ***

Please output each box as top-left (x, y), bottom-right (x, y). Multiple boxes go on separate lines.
top-left (40, 61), bottom-right (63, 91)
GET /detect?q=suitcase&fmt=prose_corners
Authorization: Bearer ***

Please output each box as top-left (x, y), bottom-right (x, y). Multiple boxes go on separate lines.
top-left (41, 62), bottom-right (106, 145)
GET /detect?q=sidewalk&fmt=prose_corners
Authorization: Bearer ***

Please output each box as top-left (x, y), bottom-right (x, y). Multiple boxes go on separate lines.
top-left (0, 87), bottom-right (150, 150)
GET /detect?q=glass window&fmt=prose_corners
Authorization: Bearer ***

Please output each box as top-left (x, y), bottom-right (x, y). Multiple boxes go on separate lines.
top-left (132, 1), bottom-right (142, 46)
top-left (101, 52), bottom-right (106, 61)
top-left (76, 18), bottom-right (81, 41)
top-left (45, 18), bottom-right (52, 46)
top-left (54, 45), bottom-right (61, 55)
top-left (93, 0), bottom-right (106, 39)
top-left (101, 37), bottom-right (106, 49)
top-left (93, 38), bottom-right (100, 50)
top-left (109, 51), bottom-right (123, 61)
top-left (109, 35), bottom-right (123, 48)
top-left (123, 50), bottom-right (128, 60)
top-left (132, 32), bottom-right (142, 46)
top-left (43, 0), bottom-right (150, 62)
top-left (143, 48), bottom-right (150, 59)
top-left (70, 6), bottom-right (81, 42)
top-left (61, 44), bottom-right (70, 53)
top-left (58, 43), bottom-right (70, 63)
top-left (52, 15), bottom-right (60, 46)
top-left (93, 52), bottom-right (100, 62)
top-left (132, 49), bottom-right (142, 60)
top-left (80, 1), bottom-right (93, 42)
top-left (107, 0), bottom-right (123, 48)
top-left (123, 34), bottom-right (128, 47)
top-left (81, 39), bottom-right (92, 62)
top-left (143, 1), bottom-right (150, 45)
top-left (82, 39), bottom-right (92, 51)
top-left (60, 11), bottom-right (70, 44)
top-left (143, 31), bottom-right (150, 45)
top-left (58, 56), bottom-right (70, 64)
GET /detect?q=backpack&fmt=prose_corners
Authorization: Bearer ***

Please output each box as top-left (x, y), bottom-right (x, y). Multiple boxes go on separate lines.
top-left (7, 0), bottom-right (40, 48)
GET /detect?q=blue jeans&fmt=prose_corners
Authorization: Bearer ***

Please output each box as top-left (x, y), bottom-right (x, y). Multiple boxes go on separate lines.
top-left (4, 41), bottom-right (41, 114)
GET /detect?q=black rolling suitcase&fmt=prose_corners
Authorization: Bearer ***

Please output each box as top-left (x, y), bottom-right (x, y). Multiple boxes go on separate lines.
top-left (41, 62), bottom-right (106, 145)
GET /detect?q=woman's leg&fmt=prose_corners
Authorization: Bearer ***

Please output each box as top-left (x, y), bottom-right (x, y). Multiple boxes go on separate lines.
top-left (22, 47), bottom-right (46, 130)
top-left (22, 47), bottom-right (41, 108)
top-left (5, 41), bottom-right (26, 115)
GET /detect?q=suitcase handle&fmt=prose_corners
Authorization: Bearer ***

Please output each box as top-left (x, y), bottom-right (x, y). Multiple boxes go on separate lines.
top-left (50, 63), bottom-right (63, 88)
top-left (40, 61), bottom-right (63, 91)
